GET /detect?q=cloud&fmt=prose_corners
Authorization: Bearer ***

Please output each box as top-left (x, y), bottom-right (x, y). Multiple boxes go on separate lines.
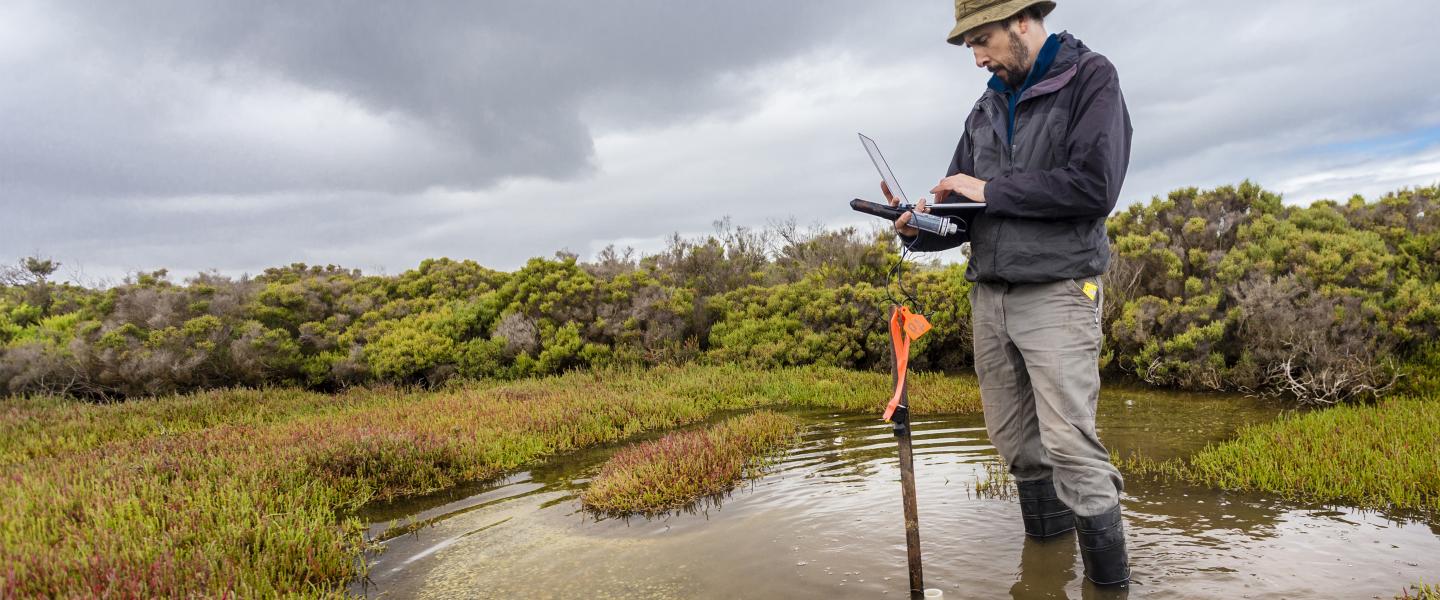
top-left (1, 1), bottom-right (884, 198)
top-left (2, 0), bottom-right (1439, 281)
top-left (1050, 0), bottom-right (1440, 201)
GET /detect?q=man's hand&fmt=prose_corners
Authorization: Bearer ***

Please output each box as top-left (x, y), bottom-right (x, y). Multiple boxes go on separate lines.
top-left (882, 180), bottom-right (927, 237)
top-left (931, 173), bottom-right (988, 204)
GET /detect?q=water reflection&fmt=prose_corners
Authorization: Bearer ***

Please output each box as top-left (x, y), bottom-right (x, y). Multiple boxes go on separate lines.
top-left (1010, 533), bottom-right (1079, 598)
top-left (352, 389), bottom-right (1440, 599)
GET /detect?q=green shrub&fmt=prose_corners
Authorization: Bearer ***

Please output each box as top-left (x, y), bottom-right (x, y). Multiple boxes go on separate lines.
top-left (2, 183), bottom-right (1436, 402)
top-left (1106, 183), bottom-right (1437, 402)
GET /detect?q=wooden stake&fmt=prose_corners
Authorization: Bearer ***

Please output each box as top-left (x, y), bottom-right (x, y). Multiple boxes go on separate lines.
top-left (890, 305), bottom-right (925, 599)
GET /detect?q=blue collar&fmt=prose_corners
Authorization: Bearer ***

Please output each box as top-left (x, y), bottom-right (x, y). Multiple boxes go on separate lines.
top-left (987, 33), bottom-right (1061, 95)
top-left (988, 33), bottom-right (1060, 144)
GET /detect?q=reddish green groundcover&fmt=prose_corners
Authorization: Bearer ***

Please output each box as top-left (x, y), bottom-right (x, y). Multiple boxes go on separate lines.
top-left (0, 365), bottom-right (980, 598)
top-left (582, 410), bottom-right (803, 515)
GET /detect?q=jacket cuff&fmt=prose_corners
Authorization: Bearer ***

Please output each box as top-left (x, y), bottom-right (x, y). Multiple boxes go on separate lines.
top-left (981, 177), bottom-right (1020, 217)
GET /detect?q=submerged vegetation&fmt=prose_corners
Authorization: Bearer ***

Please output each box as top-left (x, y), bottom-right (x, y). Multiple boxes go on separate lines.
top-left (0, 365), bottom-right (980, 597)
top-left (1118, 393), bottom-right (1440, 513)
top-left (973, 455), bottom-right (1016, 500)
top-left (2, 183), bottom-right (1437, 404)
top-left (582, 410), bottom-right (803, 515)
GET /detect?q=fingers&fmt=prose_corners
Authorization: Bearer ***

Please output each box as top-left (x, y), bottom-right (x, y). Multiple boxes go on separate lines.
top-left (881, 180), bottom-right (897, 206)
top-left (894, 211), bottom-right (920, 237)
top-left (931, 174), bottom-right (987, 204)
top-left (931, 174), bottom-right (957, 195)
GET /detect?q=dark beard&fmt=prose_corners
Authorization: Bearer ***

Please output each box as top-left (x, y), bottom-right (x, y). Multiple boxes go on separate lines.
top-left (1001, 30), bottom-right (1032, 88)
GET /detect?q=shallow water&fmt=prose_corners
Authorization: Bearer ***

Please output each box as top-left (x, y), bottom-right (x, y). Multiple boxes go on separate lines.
top-left (351, 385), bottom-right (1440, 599)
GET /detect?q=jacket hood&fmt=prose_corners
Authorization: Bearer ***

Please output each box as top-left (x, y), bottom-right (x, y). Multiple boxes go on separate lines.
top-left (1047, 32), bottom-right (1090, 81)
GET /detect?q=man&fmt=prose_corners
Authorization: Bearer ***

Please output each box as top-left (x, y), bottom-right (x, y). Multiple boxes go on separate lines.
top-left (884, 0), bottom-right (1133, 586)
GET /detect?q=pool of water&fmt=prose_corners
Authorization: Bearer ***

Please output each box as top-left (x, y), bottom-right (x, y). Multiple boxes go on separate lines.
top-left (350, 385), bottom-right (1440, 599)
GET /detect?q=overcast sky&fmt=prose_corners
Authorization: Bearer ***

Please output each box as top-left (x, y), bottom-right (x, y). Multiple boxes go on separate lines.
top-left (4, 0), bottom-right (1440, 283)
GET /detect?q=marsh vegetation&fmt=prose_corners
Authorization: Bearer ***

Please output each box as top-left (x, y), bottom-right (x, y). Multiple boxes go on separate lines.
top-left (581, 410), bottom-right (803, 515)
top-left (3, 183), bottom-right (1439, 597)
top-left (0, 366), bottom-right (979, 597)
top-left (1118, 391), bottom-right (1440, 513)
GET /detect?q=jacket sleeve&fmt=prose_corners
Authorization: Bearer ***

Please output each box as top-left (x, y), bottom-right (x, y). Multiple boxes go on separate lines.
top-left (982, 55), bottom-right (1132, 220)
top-left (897, 128), bottom-right (976, 252)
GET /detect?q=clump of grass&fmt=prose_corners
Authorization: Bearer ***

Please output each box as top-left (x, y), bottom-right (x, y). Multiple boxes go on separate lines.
top-left (1398, 579), bottom-right (1439, 599)
top-left (581, 411), bottom-right (803, 515)
top-left (1117, 394), bottom-right (1440, 513)
top-left (973, 455), bottom-right (1016, 500)
top-left (1112, 451), bottom-right (1189, 480)
top-left (0, 365), bottom-right (979, 597)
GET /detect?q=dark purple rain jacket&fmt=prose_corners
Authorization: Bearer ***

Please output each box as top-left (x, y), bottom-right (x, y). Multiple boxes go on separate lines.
top-left (904, 31), bottom-right (1133, 283)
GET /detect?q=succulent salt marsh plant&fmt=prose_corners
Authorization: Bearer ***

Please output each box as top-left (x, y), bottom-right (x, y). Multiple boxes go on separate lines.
top-left (1116, 394), bottom-right (1440, 514)
top-left (580, 410), bottom-right (803, 515)
top-left (1397, 578), bottom-right (1438, 600)
top-left (0, 365), bottom-right (981, 597)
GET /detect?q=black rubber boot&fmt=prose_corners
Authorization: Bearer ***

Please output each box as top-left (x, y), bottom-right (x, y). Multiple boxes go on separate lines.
top-left (1075, 503), bottom-right (1130, 586)
top-left (1016, 478), bottom-right (1075, 538)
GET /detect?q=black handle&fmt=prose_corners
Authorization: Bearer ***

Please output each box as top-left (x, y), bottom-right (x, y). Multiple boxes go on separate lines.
top-left (850, 198), bottom-right (909, 221)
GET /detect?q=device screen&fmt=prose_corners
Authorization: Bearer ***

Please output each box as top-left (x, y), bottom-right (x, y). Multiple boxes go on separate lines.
top-left (859, 133), bottom-right (908, 205)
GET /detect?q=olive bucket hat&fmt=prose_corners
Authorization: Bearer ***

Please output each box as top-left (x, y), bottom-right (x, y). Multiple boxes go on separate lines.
top-left (946, 0), bottom-right (1056, 45)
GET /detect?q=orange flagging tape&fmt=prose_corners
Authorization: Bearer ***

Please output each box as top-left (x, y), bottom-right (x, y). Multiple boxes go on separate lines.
top-left (882, 306), bottom-right (931, 422)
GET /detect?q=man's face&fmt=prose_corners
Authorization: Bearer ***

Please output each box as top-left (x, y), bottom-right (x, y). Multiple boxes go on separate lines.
top-left (963, 21), bottom-right (1031, 88)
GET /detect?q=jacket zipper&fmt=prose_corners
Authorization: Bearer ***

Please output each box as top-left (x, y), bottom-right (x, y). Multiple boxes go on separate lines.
top-left (995, 103), bottom-right (1017, 278)
top-left (1011, 109), bottom-right (1021, 157)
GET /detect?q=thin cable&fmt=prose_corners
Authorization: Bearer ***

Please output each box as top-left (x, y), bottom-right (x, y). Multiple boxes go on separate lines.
top-left (886, 235), bottom-right (925, 315)
top-left (887, 216), bottom-right (968, 318)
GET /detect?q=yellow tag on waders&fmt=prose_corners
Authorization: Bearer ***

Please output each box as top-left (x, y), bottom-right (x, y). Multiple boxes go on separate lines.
top-left (1082, 281), bottom-right (1098, 301)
